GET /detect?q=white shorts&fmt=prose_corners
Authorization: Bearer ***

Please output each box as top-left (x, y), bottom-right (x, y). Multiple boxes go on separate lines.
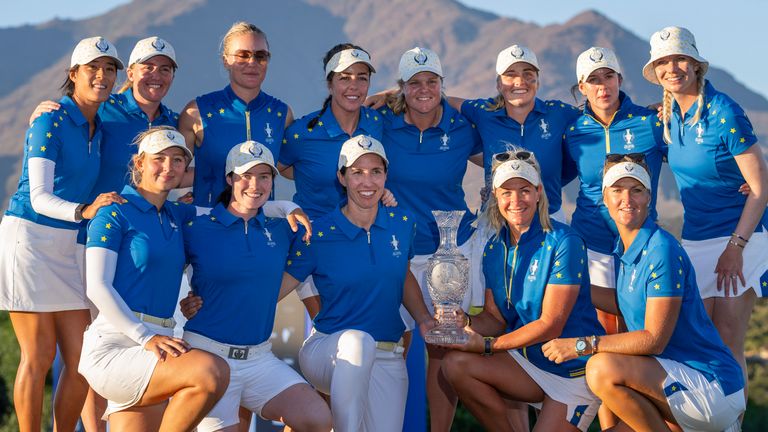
top-left (79, 319), bottom-right (173, 418)
top-left (656, 357), bottom-right (745, 432)
top-left (509, 350), bottom-right (599, 431)
top-left (682, 231), bottom-right (768, 298)
top-left (587, 248), bottom-right (616, 289)
top-left (0, 215), bottom-right (88, 311)
top-left (184, 332), bottom-right (307, 432)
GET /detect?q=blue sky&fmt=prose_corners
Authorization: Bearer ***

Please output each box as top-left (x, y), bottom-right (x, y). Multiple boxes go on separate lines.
top-left (3, 0), bottom-right (766, 98)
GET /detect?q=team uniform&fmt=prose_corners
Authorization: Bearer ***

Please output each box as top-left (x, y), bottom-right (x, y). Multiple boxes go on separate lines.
top-left (182, 204), bottom-right (306, 431)
top-left (461, 97), bottom-right (580, 220)
top-left (666, 81), bottom-right (768, 298)
top-left (482, 217), bottom-right (603, 431)
top-left (286, 204), bottom-right (416, 432)
top-left (614, 218), bottom-right (745, 430)
top-left (565, 92), bottom-right (665, 287)
top-left (379, 100), bottom-right (484, 316)
top-left (193, 86), bottom-right (288, 207)
top-left (78, 185), bottom-right (195, 416)
top-left (280, 106), bottom-right (384, 220)
top-left (0, 96), bottom-right (101, 311)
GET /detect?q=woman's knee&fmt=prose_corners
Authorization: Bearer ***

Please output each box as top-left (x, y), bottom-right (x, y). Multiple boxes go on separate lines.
top-left (585, 353), bottom-right (622, 395)
top-left (18, 342), bottom-right (57, 375)
top-left (191, 352), bottom-right (230, 396)
top-left (440, 350), bottom-right (473, 384)
top-left (336, 329), bottom-right (376, 365)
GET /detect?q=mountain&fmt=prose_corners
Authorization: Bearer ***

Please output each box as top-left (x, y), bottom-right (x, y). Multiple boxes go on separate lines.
top-left (1, 0), bottom-right (766, 211)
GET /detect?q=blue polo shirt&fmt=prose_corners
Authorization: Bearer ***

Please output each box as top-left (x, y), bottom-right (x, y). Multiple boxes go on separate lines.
top-left (482, 217), bottom-right (603, 378)
top-left (194, 86), bottom-right (288, 207)
top-left (183, 204), bottom-right (295, 345)
top-left (286, 204), bottom-right (415, 342)
top-left (92, 89), bottom-right (178, 198)
top-left (86, 185), bottom-right (195, 318)
top-left (614, 218), bottom-right (744, 395)
top-left (379, 100), bottom-right (481, 255)
top-left (666, 81), bottom-right (766, 240)
top-left (280, 106), bottom-right (383, 219)
top-left (566, 92), bottom-right (666, 254)
top-left (461, 98), bottom-right (580, 213)
top-left (6, 96), bottom-right (101, 230)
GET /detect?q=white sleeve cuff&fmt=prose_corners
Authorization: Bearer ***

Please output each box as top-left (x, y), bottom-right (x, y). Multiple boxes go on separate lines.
top-left (262, 200), bottom-right (300, 218)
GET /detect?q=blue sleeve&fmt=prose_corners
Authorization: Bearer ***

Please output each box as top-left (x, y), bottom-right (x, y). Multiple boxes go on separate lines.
top-left (279, 123), bottom-right (300, 166)
top-left (651, 116), bottom-right (668, 159)
top-left (460, 98), bottom-right (489, 125)
top-left (546, 234), bottom-right (587, 285)
top-left (719, 103), bottom-right (757, 156)
top-left (481, 236), bottom-right (499, 288)
top-left (408, 221), bottom-right (417, 260)
top-left (645, 242), bottom-right (685, 298)
top-left (27, 114), bottom-right (61, 162)
top-left (285, 231), bottom-right (316, 283)
top-left (561, 131), bottom-right (578, 185)
top-left (469, 119), bottom-right (483, 155)
top-left (86, 206), bottom-right (123, 252)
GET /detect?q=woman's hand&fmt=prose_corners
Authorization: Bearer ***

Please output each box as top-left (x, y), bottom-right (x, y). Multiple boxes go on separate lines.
top-left (435, 326), bottom-right (485, 353)
top-left (287, 208), bottom-right (312, 242)
top-left (82, 192), bottom-right (126, 219)
top-left (715, 243), bottom-right (745, 296)
top-left (29, 100), bottom-right (60, 125)
top-left (144, 335), bottom-right (191, 361)
top-left (542, 337), bottom-right (579, 364)
top-left (363, 89), bottom-right (396, 109)
top-left (179, 291), bottom-right (203, 320)
top-left (738, 182), bottom-right (751, 196)
top-left (381, 188), bottom-right (398, 207)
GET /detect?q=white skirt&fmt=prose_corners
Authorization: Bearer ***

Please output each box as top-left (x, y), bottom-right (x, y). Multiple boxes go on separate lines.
top-left (0, 215), bottom-right (88, 311)
top-left (682, 231), bottom-right (768, 299)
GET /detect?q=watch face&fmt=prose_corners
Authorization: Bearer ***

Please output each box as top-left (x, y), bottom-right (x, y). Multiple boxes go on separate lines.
top-left (576, 340), bottom-right (587, 351)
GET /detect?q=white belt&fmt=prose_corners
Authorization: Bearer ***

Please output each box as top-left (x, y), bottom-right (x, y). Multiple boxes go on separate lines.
top-left (133, 312), bottom-right (176, 328)
top-left (184, 331), bottom-right (271, 360)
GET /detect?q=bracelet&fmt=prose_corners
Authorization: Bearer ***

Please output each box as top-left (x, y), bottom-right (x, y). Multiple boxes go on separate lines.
top-left (731, 232), bottom-right (749, 243)
top-left (590, 335), bottom-right (599, 354)
top-left (465, 314), bottom-right (472, 327)
top-left (482, 337), bottom-right (494, 356)
top-left (728, 239), bottom-right (745, 249)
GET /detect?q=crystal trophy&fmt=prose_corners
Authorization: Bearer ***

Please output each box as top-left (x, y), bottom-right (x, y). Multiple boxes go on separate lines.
top-left (424, 210), bottom-right (469, 344)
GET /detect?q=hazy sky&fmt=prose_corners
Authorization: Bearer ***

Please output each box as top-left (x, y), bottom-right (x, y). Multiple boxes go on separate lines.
top-left (2, 0), bottom-right (766, 98)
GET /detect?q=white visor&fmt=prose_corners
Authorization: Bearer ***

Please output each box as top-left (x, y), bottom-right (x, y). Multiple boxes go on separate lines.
top-left (324, 48), bottom-right (375, 78)
top-left (138, 129), bottom-right (192, 159)
top-left (602, 162), bottom-right (652, 191)
top-left (493, 160), bottom-right (541, 189)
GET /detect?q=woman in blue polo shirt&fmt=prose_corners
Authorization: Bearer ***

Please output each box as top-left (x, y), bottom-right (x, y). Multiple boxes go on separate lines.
top-left (440, 149), bottom-right (603, 431)
top-left (179, 22), bottom-right (292, 208)
top-left (564, 47), bottom-right (665, 340)
top-left (0, 36), bottom-right (125, 432)
top-left (543, 160), bottom-right (745, 431)
top-left (644, 26), bottom-right (768, 396)
top-left (79, 127), bottom-right (229, 430)
top-left (377, 46), bottom-right (483, 431)
top-left (182, 141), bottom-right (331, 432)
top-left (284, 135), bottom-right (434, 432)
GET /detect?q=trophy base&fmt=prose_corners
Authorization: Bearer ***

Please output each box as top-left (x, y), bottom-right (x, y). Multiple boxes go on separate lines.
top-left (424, 327), bottom-right (469, 345)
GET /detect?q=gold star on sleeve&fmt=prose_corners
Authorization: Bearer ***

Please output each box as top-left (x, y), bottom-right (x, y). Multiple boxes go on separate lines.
top-left (389, 212), bottom-right (395, 217)
top-left (730, 128), bottom-right (736, 133)
top-left (46, 132), bottom-right (52, 138)
top-left (654, 283), bottom-right (660, 290)
top-left (655, 121), bottom-right (661, 127)
top-left (577, 272), bottom-right (582, 279)
top-left (219, 108), bottom-right (225, 114)
top-left (739, 137), bottom-right (745, 143)
top-left (627, 114), bottom-right (633, 119)
top-left (206, 112), bottom-right (213, 118)
top-left (111, 211), bottom-right (117, 217)
top-left (277, 112), bottom-right (283, 117)
top-left (282, 138), bottom-right (287, 144)
top-left (402, 215), bottom-right (408, 221)
top-left (109, 99), bottom-right (115, 104)
top-left (651, 272), bottom-right (657, 278)
top-left (307, 128), bottom-right (313, 132)
top-left (762, 281), bottom-right (767, 287)
top-left (105, 223), bottom-right (111, 229)
top-left (676, 283), bottom-right (681, 289)
top-left (569, 126), bottom-right (575, 131)
top-left (641, 116), bottom-right (647, 121)
top-left (318, 232), bottom-right (324, 237)
top-left (555, 260), bottom-right (561, 266)
top-left (100, 236), bottom-right (107, 242)
top-left (374, 115), bottom-right (379, 121)
top-left (649, 264), bottom-right (654, 270)
top-left (720, 118), bottom-right (726, 124)
top-left (318, 121), bottom-right (324, 126)
top-left (296, 251), bottom-right (302, 257)
top-left (330, 225), bottom-right (336, 230)
top-left (40, 146), bottom-right (47, 152)
top-left (556, 273), bottom-right (563, 279)
top-left (187, 221), bottom-right (194, 226)
top-left (293, 133), bottom-right (299, 139)
top-left (287, 260), bottom-right (292, 266)
top-left (267, 108), bottom-right (272, 113)
top-left (53, 122), bottom-right (59, 127)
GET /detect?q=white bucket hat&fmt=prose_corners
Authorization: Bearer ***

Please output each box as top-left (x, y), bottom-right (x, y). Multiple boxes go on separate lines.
top-left (399, 47), bottom-right (443, 81)
top-left (495, 44), bottom-right (539, 75)
top-left (225, 141), bottom-right (277, 176)
top-left (642, 26), bottom-right (708, 84)
top-left (576, 47), bottom-right (622, 83)
top-left (324, 48), bottom-right (376, 78)
top-left (129, 36), bottom-right (178, 68)
top-left (338, 135), bottom-right (388, 170)
top-left (493, 160), bottom-right (541, 189)
top-left (71, 36), bottom-right (124, 69)
top-left (602, 162), bottom-right (652, 191)
top-left (138, 129), bottom-right (192, 159)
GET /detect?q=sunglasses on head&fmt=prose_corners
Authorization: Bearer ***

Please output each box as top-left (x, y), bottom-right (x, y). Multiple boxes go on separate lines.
top-left (605, 152), bottom-right (645, 164)
top-left (493, 150), bottom-right (533, 163)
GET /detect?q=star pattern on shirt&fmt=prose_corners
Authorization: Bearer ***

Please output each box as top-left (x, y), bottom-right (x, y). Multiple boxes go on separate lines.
top-left (547, 245), bottom-right (552, 250)
top-left (642, 250), bottom-right (647, 255)
top-left (389, 212), bottom-right (395, 217)
top-left (730, 128), bottom-right (736, 133)
top-left (488, 244), bottom-right (493, 250)
top-left (210, 216), bottom-right (216, 221)
top-left (295, 251), bottom-right (302, 256)
top-left (277, 112), bottom-right (283, 117)
top-left (111, 211), bottom-right (117, 217)
top-left (287, 259), bottom-right (292, 266)
top-left (739, 137), bottom-right (746, 143)
top-left (762, 281), bottom-right (767, 287)
top-left (318, 232), bottom-right (324, 237)
top-left (641, 116), bottom-right (647, 121)
top-left (100, 236), bottom-right (107, 242)
top-left (627, 114), bottom-right (633, 119)
top-left (555, 273), bottom-right (563, 279)
top-left (649, 264), bottom-right (654, 270)
top-left (330, 225), bottom-right (336, 230)
top-left (53, 122), bottom-right (59, 128)
top-left (577, 272), bottom-right (582, 279)
top-left (206, 112), bottom-right (213, 118)
top-left (720, 117), bottom-right (726, 124)
top-left (293, 133), bottom-right (299, 139)
top-left (307, 128), bottom-right (313, 133)
top-left (555, 260), bottom-right (561, 266)
top-left (40, 146), bottom-right (47, 152)
top-left (569, 126), bottom-right (575, 131)
top-left (676, 283), bottom-right (681, 289)
top-left (402, 215), bottom-right (408, 221)
top-left (450, 118), bottom-right (454, 123)
top-left (706, 103), bottom-right (711, 109)
top-left (318, 121), bottom-right (324, 126)
top-left (583, 120), bottom-right (589, 125)
top-left (651, 272), bottom-right (657, 278)
top-left (187, 221), bottom-right (194, 226)
top-left (282, 139), bottom-right (287, 144)
top-left (109, 99), bottom-right (115, 104)
top-left (105, 223), bottom-right (112, 229)
top-left (219, 108), bottom-right (225, 115)
top-left (654, 283), bottom-right (660, 290)
top-left (46, 132), bottom-right (52, 138)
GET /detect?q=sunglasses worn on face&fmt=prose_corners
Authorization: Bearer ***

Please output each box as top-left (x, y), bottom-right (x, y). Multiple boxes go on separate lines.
top-left (605, 152), bottom-right (645, 164)
top-left (227, 50), bottom-right (271, 65)
top-left (493, 150), bottom-right (532, 163)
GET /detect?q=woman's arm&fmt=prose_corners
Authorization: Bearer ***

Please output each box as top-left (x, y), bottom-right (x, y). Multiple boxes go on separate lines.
top-left (402, 267), bottom-right (435, 334)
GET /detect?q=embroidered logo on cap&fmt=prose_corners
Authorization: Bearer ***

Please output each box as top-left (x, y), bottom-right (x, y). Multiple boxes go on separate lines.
top-left (414, 51), bottom-right (428, 65)
top-left (511, 161), bottom-right (521, 170)
top-left (660, 30), bottom-right (671, 40)
top-left (624, 163), bottom-right (635, 172)
top-left (623, 129), bottom-right (635, 150)
top-left (358, 136), bottom-right (373, 149)
top-left (351, 49), bottom-right (362, 58)
top-left (589, 49), bottom-right (604, 63)
top-left (248, 143), bottom-right (264, 158)
top-left (152, 39), bottom-right (166, 51)
top-left (510, 46), bottom-right (524, 59)
top-left (95, 38), bottom-right (110, 53)
top-left (166, 131), bottom-right (176, 141)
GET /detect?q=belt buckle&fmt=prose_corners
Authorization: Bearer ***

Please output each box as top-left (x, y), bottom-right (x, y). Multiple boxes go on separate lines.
top-left (228, 346), bottom-right (249, 360)
top-left (161, 318), bottom-right (173, 328)
top-left (376, 341), bottom-right (400, 352)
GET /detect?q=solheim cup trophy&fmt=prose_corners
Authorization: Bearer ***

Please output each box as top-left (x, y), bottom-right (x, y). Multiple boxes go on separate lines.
top-left (424, 210), bottom-right (469, 344)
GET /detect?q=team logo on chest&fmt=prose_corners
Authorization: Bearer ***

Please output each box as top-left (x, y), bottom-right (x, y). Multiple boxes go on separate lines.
top-left (623, 128), bottom-right (635, 150)
top-left (264, 123), bottom-right (274, 144)
top-left (390, 234), bottom-right (402, 257)
top-left (527, 259), bottom-right (539, 281)
top-left (263, 227), bottom-right (276, 247)
top-left (539, 119), bottom-right (551, 139)
top-left (695, 123), bottom-right (705, 144)
top-left (439, 133), bottom-right (450, 151)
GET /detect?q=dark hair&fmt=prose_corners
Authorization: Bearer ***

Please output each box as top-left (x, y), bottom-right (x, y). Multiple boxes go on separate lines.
top-left (602, 155), bottom-right (651, 177)
top-left (307, 43), bottom-right (370, 130)
top-left (337, 157), bottom-right (388, 194)
top-left (217, 181), bottom-right (233, 205)
top-left (60, 66), bottom-right (78, 96)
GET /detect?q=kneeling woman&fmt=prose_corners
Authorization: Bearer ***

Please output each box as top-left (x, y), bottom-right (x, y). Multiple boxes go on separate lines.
top-left (441, 150), bottom-right (604, 432)
top-left (80, 127), bottom-right (229, 430)
top-left (182, 141), bottom-right (331, 432)
top-left (284, 135), bottom-right (434, 432)
top-left (543, 159), bottom-right (745, 431)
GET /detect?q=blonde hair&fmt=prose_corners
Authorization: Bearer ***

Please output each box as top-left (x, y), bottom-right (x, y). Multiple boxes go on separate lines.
top-left (660, 64), bottom-right (706, 144)
top-left (221, 22), bottom-right (269, 56)
top-left (128, 125), bottom-right (182, 186)
top-left (484, 93), bottom-right (505, 112)
top-left (117, 64), bottom-right (135, 93)
top-left (482, 147), bottom-right (552, 238)
top-left (386, 78), bottom-right (446, 115)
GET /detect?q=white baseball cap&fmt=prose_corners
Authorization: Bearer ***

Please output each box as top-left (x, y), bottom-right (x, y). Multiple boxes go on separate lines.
top-left (495, 44), bottom-right (539, 75)
top-left (642, 26), bottom-right (708, 84)
top-left (138, 129), bottom-right (192, 159)
top-left (576, 47), bottom-right (622, 83)
top-left (129, 36), bottom-right (178, 68)
top-left (492, 160), bottom-right (541, 189)
top-left (338, 135), bottom-right (388, 170)
top-left (71, 36), bottom-right (124, 69)
top-left (324, 48), bottom-right (376, 78)
top-left (225, 141), bottom-right (276, 176)
top-left (399, 47), bottom-right (443, 81)
top-left (602, 162), bottom-right (652, 191)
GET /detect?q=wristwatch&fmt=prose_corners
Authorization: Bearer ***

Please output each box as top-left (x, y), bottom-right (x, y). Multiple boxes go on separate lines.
top-left (482, 337), bottom-right (494, 356)
top-left (575, 337), bottom-right (588, 356)
top-left (74, 203), bottom-right (87, 222)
